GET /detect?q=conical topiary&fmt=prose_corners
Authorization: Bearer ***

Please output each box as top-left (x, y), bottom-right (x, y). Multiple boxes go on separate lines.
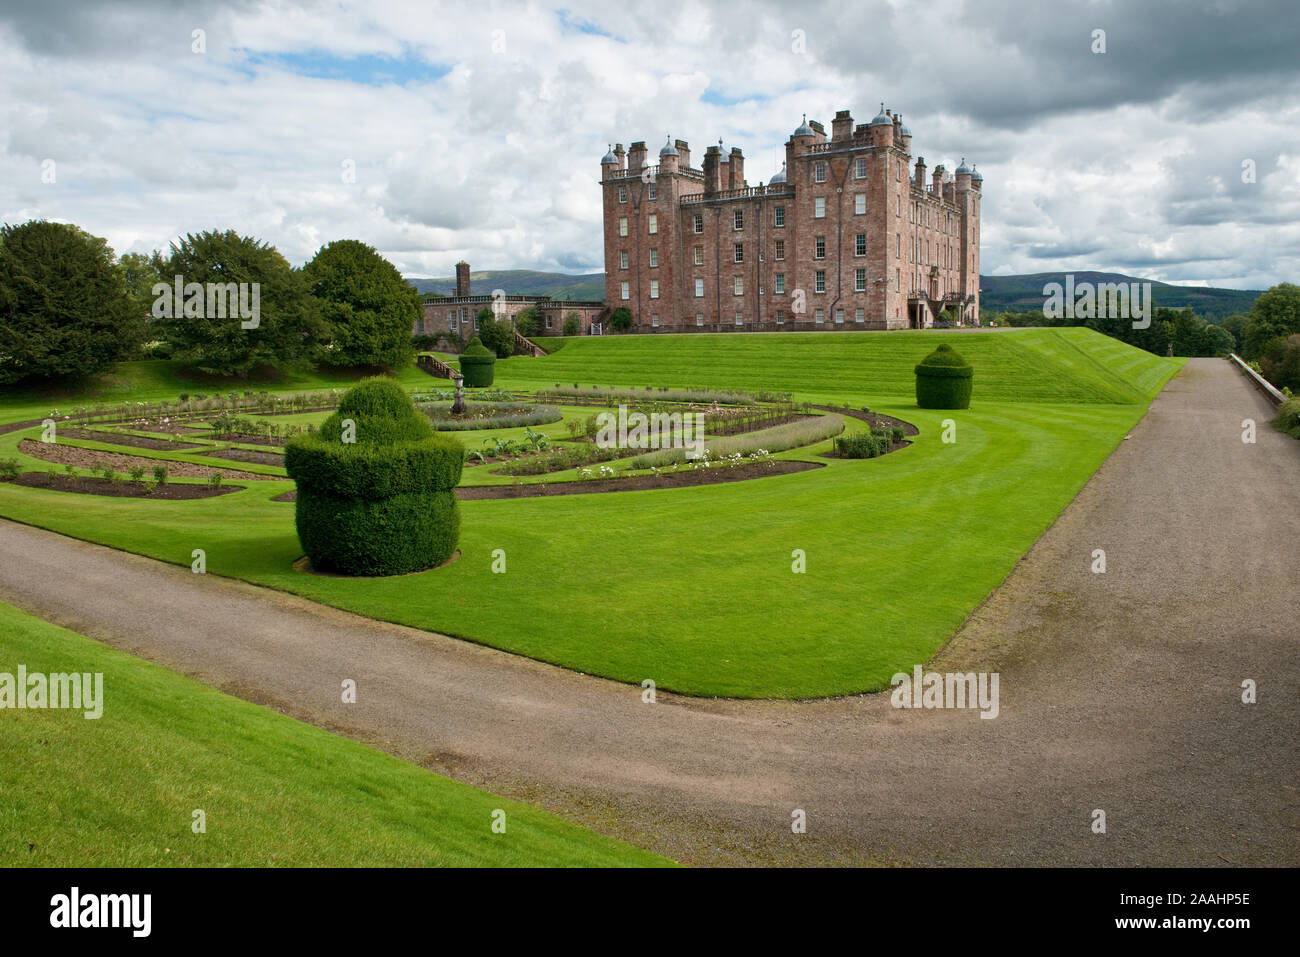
top-left (284, 378), bottom-right (463, 576)
top-left (458, 336), bottom-right (496, 387)
top-left (914, 343), bottom-right (973, 409)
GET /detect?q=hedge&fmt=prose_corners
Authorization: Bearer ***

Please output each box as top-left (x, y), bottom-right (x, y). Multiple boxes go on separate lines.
top-left (284, 378), bottom-right (463, 576)
top-left (915, 344), bottom-right (973, 409)
top-left (458, 336), bottom-right (496, 387)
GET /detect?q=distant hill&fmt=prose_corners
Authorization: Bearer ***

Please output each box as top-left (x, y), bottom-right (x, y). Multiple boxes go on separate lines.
top-left (979, 272), bottom-right (1260, 319)
top-left (409, 270), bottom-right (604, 302)
top-left (407, 268), bottom-right (1261, 319)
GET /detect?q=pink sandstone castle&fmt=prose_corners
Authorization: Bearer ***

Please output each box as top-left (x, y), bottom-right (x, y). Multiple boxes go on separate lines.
top-left (600, 105), bottom-right (983, 332)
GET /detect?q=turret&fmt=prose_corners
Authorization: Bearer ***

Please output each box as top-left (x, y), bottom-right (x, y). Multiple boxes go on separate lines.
top-left (659, 136), bottom-right (679, 173)
top-left (869, 103), bottom-right (892, 148)
top-left (955, 157), bottom-right (972, 193)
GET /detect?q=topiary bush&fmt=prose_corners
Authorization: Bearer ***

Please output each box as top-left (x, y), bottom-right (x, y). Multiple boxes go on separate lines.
top-left (914, 343), bottom-right (974, 409)
top-left (285, 378), bottom-right (464, 576)
top-left (458, 336), bottom-right (496, 387)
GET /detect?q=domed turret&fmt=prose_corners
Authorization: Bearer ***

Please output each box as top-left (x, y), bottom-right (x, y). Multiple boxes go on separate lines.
top-left (659, 136), bottom-right (679, 157)
top-left (955, 157), bottom-right (972, 175)
top-left (601, 144), bottom-right (618, 165)
top-left (769, 162), bottom-right (787, 186)
top-left (869, 103), bottom-right (892, 127)
top-left (971, 164), bottom-right (983, 183)
top-left (793, 113), bottom-right (814, 137)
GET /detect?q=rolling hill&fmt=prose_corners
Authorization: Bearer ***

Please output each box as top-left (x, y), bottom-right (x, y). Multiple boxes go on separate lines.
top-left (407, 269), bottom-right (1260, 318)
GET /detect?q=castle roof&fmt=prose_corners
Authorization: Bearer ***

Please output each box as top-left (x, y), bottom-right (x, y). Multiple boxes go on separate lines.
top-left (601, 144), bottom-right (618, 164)
top-left (658, 136), bottom-right (679, 157)
top-left (869, 103), bottom-right (892, 127)
top-left (971, 164), bottom-right (983, 182)
top-left (793, 113), bottom-right (814, 137)
top-left (769, 162), bottom-right (787, 185)
top-left (955, 157), bottom-right (972, 175)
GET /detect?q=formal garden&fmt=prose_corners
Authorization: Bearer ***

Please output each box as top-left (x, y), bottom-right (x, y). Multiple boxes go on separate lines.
top-left (0, 326), bottom-right (1184, 699)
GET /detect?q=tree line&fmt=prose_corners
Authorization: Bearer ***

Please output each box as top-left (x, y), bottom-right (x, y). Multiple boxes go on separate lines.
top-left (987, 282), bottom-right (1300, 393)
top-left (0, 220), bottom-right (423, 384)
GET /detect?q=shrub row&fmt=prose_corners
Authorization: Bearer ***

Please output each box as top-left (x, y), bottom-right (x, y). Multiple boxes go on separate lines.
top-left (834, 426), bottom-right (904, 458)
top-left (418, 401), bottom-right (562, 431)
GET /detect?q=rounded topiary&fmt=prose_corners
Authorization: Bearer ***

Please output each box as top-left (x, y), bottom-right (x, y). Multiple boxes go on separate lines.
top-left (914, 343), bottom-right (973, 409)
top-left (459, 336), bottom-right (496, 387)
top-left (285, 378), bottom-right (463, 576)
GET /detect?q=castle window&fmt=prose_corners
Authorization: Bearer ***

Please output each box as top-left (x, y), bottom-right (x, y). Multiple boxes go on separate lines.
top-left (696, 313), bottom-right (704, 326)
top-left (855, 233), bottom-right (866, 256)
top-left (814, 162), bottom-right (826, 183)
top-left (651, 313), bottom-right (659, 327)
top-left (735, 313), bottom-right (743, 326)
top-left (814, 308), bottom-right (824, 324)
top-left (898, 233), bottom-right (902, 259)
top-left (895, 268), bottom-right (900, 291)
top-left (417, 318), bottom-right (426, 334)
top-left (647, 182), bottom-right (656, 200)
top-left (855, 157), bottom-right (867, 179)
top-left (895, 195), bottom-right (900, 216)
top-left (545, 314), bottom-right (553, 329)
top-left (734, 209), bottom-right (744, 230)
top-left (774, 206), bottom-right (785, 227)
top-left (814, 197), bottom-right (826, 218)
top-left (734, 276), bottom-right (744, 296)
top-left (776, 310), bottom-right (785, 324)
top-left (815, 270), bottom-right (826, 293)
top-left (648, 214), bottom-right (657, 234)
top-left (835, 308), bottom-right (845, 324)
top-left (774, 239), bottom-right (785, 261)
top-left (618, 186), bottom-right (627, 203)
top-left (619, 217), bottom-right (628, 237)
top-left (774, 273), bottom-right (785, 294)
top-left (694, 245), bottom-right (704, 265)
top-left (814, 236), bottom-right (825, 260)
top-left (897, 159), bottom-right (903, 180)
top-left (619, 251), bottom-right (628, 269)
top-left (856, 308), bottom-right (865, 323)
top-left (695, 278), bottom-right (704, 298)
top-left (649, 248), bottom-right (658, 268)
top-left (855, 194), bottom-right (866, 214)
top-left (694, 214), bottom-right (703, 233)
top-left (449, 311), bottom-right (458, 331)
top-left (734, 243), bottom-right (744, 264)
top-left (855, 269), bottom-right (866, 292)
top-left (621, 281), bottom-right (630, 300)
top-left (650, 280), bottom-right (660, 299)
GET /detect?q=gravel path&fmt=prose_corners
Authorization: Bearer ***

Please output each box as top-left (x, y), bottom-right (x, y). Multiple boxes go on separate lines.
top-left (0, 358), bottom-right (1295, 866)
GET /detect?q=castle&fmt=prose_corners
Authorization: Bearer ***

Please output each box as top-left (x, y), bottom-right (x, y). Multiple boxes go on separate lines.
top-left (600, 106), bottom-right (983, 332)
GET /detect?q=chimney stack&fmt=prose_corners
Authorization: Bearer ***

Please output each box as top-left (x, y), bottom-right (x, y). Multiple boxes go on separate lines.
top-left (703, 145), bottom-right (722, 196)
top-left (455, 261), bottom-right (470, 298)
top-left (675, 139), bottom-right (691, 169)
top-left (832, 109), bottom-right (853, 143)
top-left (728, 147), bottom-right (745, 189)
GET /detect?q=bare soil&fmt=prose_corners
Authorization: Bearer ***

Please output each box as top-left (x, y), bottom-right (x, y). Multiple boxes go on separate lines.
top-left (203, 447), bottom-right (285, 466)
top-left (812, 404), bottom-right (920, 436)
top-left (18, 439), bottom-right (275, 481)
top-left (58, 429), bottom-right (205, 451)
top-left (5, 473), bottom-right (239, 499)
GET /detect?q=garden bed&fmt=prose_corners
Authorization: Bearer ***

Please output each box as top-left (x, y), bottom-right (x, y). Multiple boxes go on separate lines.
top-left (203, 447), bottom-right (285, 466)
top-left (812, 405), bottom-right (919, 436)
top-left (58, 429), bottom-right (205, 451)
top-left (5, 473), bottom-right (240, 499)
top-left (17, 439), bottom-right (274, 480)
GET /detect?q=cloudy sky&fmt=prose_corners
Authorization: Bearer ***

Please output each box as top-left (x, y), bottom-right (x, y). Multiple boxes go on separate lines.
top-left (1, 0), bottom-right (1297, 288)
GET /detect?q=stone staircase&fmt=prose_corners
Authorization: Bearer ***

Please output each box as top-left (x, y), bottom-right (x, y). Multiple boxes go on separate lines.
top-left (416, 353), bottom-right (457, 379)
top-left (514, 330), bottom-right (547, 358)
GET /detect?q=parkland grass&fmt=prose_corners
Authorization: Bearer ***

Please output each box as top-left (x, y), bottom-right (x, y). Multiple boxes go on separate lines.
top-left (0, 600), bottom-right (668, 867)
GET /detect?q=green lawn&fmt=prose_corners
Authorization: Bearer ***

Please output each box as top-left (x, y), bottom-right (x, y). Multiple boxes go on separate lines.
top-left (0, 328), bottom-right (1184, 698)
top-left (0, 600), bottom-right (668, 867)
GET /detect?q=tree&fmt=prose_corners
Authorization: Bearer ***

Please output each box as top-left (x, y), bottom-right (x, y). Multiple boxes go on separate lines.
top-left (563, 311), bottom-right (581, 336)
top-left (514, 306), bottom-right (539, 338)
top-left (610, 307), bottom-right (633, 332)
top-left (304, 240), bottom-right (417, 370)
top-left (1222, 314), bottom-right (1249, 352)
top-left (475, 311), bottom-right (516, 358)
top-left (155, 230), bottom-right (323, 376)
top-left (0, 220), bottom-right (141, 384)
top-left (1198, 323), bottom-right (1235, 357)
top-left (1242, 283), bottom-right (1300, 360)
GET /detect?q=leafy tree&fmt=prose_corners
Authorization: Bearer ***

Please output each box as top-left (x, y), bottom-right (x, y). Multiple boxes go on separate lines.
top-left (304, 240), bottom-right (417, 370)
top-left (610, 307), bottom-right (633, 332)
top-left (563, 311), bottom-right (581, 336)
top-left (1241, 283), bottom-right (1300, 360)
top-left (155, 230), bottom-right (323, 376)
top-left (514, 306), bottom-right (540, 338)
top-left (1222, 314), bottom-right (1249, 351)
top-left (1259, 334), bottom-right (1300, 393)
top-left (118, 250), bottom-right (165, 348)
top-left (475, 311), bottom-right (516, 358)
top-left (0, 220), bottom-right (141, 384)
